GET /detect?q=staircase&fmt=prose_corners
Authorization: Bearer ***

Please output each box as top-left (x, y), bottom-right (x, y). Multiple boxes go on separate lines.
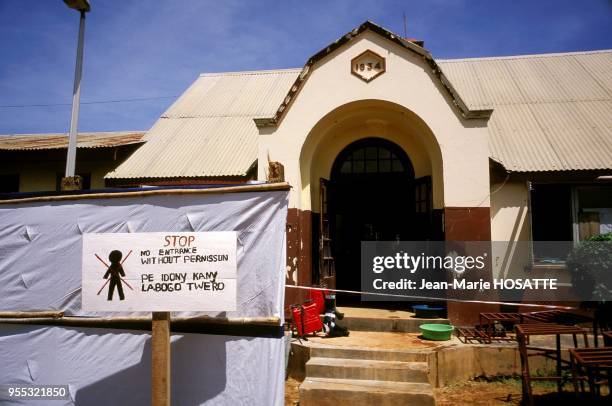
top-left (299, 344), bottom-right (436, 406)
top-left (336, 306), bottom-right (449, 333)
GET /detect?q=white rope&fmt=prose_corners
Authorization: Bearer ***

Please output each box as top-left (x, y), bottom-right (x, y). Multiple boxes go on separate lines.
top-left (286, 285), bottom-right (576, 310)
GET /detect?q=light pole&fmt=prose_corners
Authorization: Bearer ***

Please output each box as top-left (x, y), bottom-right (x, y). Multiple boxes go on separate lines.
top-left (61, 0), bottom-right (91, 191)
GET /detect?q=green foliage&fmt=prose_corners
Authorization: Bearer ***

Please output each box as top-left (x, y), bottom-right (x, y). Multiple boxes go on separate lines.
top-left (586, 231), bottom-right (612, 241)
top-left (566, 232), bottom-right (612, 302)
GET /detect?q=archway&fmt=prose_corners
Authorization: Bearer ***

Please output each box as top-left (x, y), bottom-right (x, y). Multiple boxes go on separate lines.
top-left (323, 138), bottom-right (432, 303)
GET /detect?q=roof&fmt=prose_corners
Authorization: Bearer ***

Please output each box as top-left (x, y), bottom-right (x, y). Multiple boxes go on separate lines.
top-left (108, 22), bottom-right (612, 179)
top-left (263, 21), bottom-right (491, 127)
top-left (438, 50), bottom-right (612, 172)
top-left (0, 131), bottom-right (145, 151)
top-left (105, 69), bottom-right (300, 180)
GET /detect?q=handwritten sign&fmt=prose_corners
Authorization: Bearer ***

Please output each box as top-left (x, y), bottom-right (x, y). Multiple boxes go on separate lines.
top-left (81, 232), bottom-right (237, 311)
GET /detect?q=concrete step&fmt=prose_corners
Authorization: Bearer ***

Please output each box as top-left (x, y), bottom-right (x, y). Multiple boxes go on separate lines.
top-left (306, 357), bottom-right (429, 383)
top-left (339, 315), bottom-right (449, 333)
top-left (299, 377), bottom-right (435, 406)
top-left (310, 344), bottom-right (429, 362)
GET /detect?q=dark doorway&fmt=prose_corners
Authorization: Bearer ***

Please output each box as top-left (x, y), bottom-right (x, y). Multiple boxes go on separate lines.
top-left (325, 138), bottom-right (430, 305)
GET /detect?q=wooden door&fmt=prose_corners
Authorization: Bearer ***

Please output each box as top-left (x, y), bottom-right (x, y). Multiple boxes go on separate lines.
top-left (319, 178), bottom-right (336, 288)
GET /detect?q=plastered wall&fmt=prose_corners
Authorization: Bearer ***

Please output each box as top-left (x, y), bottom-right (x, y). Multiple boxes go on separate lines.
top-left (258, 30), bottom-right (491, 211)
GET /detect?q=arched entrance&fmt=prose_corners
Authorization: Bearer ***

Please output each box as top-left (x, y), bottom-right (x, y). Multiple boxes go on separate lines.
top-left (320, 138), bottom-right (433, 303)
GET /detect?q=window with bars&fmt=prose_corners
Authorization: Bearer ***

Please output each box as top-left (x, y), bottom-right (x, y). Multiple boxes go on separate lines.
top-left (339, 145), bottom-right (405, 175)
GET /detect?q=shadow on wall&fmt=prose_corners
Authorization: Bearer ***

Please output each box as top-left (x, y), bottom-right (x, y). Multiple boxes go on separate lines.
top-left (75, 331), bottom-right (242, 405)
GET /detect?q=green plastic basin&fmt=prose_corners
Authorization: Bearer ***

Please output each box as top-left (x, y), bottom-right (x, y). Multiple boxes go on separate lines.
top-left (419, 323), bottom-right (454, 341)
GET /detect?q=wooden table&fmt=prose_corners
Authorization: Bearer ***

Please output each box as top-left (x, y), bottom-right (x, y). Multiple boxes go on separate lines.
top-left (569, 347), bottom-right (612, 399)
top-left (515, 323), bottom-right (589, 406)
top-left (522, 310), bottom-right (592, 325)
top-left (479, 312), bottom-right (521, 342)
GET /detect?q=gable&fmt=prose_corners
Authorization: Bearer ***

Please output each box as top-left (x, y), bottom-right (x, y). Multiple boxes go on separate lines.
top-left (259, 21), bottom-right (492, 128)
top-left (106, 21), bottom-right (612, 182)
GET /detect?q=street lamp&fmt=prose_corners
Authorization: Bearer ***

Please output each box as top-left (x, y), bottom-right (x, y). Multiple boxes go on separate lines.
top-left (61, 0), bottom-right (90, 191)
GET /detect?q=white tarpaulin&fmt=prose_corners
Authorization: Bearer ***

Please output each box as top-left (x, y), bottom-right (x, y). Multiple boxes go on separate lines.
top-left (0, 187), bottom-right (288, 405)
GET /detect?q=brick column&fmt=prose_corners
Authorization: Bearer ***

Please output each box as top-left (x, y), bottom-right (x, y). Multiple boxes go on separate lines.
top-left (445, 207), bottom-right (498, 326)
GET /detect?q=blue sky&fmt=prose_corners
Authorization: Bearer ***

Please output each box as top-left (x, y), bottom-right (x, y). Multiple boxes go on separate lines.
top-left (0, 0), bottom-right (610, 134)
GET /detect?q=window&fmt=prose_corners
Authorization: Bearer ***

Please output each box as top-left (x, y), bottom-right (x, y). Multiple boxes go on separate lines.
top-left (0, 174), bottom-right (19, 193)
top-left (338, 145), bottom-right (405, 175)
top-left (575, 186), bottom-right (612, 239)
top-left (530, 183), bottom-right (612, 261)
top-left (56, 173), bottom-right (91, 191)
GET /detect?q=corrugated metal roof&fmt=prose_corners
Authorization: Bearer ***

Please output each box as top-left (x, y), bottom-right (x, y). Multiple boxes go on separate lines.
top-left (110, 48), bottom-right (612, 180)
top-left (106, 69), bottom-right (300, 179)
top-left (439, 50), bottom-right (612, 172)
top-left (0, 131), bottom-right (145, 151)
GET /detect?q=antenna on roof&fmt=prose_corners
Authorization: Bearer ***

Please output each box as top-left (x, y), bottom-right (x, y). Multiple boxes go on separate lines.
top-left (403, 12), bottom-right (407, 38)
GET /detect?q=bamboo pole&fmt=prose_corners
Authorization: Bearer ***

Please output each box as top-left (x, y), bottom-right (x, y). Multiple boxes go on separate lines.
top-left (0, 311), bottom-right (64, 319)
top-left (0, 315), bottom-right (280, 326)
top-left (0, 182), bottom-right (290, 205)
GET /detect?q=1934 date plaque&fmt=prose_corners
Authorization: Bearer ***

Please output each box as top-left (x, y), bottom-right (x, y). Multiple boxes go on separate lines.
top-left (351, 50), bottom-right (386, 82)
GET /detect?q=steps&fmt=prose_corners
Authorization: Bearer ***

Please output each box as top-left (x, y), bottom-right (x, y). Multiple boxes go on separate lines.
top-left (299, 345), bottom-right (436, 406)
top-left (300, 378), bottom-right (435, 406)
top-left (310, 345), bottom-right (429, 362)
top-left (336, 307), bottom-right (449, 333)
top-left (307, 356), bottom-right (429, 382)
top-left (340, 316), bottom-right (449, 332)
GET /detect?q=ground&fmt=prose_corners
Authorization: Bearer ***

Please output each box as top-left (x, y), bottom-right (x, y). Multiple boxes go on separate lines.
top-left (285, 376), bottom-right (611, 405)
top-left (434, 377), bottom-right (610, 406)
top-left (285, 377), bottom-right (300, 406)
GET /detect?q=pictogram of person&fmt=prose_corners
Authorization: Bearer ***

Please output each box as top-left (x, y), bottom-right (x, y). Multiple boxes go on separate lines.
top-left (104, 250), bottom-right (126, 301)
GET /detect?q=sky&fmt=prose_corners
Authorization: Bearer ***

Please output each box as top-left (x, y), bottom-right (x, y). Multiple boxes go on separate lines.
top-left (0, 0), bottom-right (610, 134)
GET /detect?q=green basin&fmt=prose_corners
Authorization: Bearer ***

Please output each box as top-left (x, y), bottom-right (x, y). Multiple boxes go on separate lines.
top-left (419, 323), bottom-right (454, 341)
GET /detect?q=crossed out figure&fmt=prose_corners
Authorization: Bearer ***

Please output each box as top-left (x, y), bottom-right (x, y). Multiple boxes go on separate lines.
top-left (95, 250), bottom-right (133, 301)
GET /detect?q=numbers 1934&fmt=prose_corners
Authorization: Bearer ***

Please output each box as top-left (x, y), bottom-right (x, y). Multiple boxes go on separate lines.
top-left (354, 61), bottom-right (382, 72)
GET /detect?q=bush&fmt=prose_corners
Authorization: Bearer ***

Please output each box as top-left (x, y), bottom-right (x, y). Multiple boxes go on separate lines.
top-left (566, 232), bottom-right (612, 302)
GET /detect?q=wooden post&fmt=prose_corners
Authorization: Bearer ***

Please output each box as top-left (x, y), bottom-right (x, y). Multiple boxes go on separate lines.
top-left (152, 312), bottom-right (171, 406)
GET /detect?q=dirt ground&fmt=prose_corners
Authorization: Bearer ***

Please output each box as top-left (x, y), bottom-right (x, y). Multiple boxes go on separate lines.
top-left (286, 377), bottom-right (610, 405)
top-left (435, 378), bottom-right (610, 406)
top-left (285, 377), bottom-right (300, 406)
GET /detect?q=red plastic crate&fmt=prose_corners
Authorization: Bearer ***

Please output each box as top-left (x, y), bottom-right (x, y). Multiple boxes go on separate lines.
top-left (291, 302), bottom-right (323, 337)
top-left (308, 289), bottom-right (326, 315)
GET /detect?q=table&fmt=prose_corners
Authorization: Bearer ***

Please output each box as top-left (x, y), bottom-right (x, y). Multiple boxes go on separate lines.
top-left (479, 312), bottom-right (521, 342)
top-left (569, 347), bottom-right (612, 398)
top-left (515, 323), bottom-right (589, 406)
top-left (522, 309), bottom-right (592, 325)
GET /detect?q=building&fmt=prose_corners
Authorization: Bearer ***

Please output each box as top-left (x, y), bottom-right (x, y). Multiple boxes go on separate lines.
top-left (6, 21), bottom-right (612, 323)
top-left (0, 131), bottom-right (144, 193)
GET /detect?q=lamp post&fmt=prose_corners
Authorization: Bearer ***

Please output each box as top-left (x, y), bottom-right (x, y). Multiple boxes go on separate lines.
top-left (61, 0), bottom-right (90, 191)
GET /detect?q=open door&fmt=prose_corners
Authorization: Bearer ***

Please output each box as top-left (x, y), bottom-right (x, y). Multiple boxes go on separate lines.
top-left (414, 176), bottom-right (433, 239)
top-left (319, 178), bottom-right (336, 288)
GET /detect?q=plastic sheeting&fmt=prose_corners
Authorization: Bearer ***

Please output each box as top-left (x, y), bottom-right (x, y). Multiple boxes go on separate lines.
top-left (0, 189), bottom-right (288, 405)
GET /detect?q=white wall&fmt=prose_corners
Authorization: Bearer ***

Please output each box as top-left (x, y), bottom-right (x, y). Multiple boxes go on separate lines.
top-left (258, 29), bottom-right (491, 211)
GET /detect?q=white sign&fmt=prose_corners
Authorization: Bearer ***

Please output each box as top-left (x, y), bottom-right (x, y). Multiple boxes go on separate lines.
top-left (82, 232), bottom-right (237, 311)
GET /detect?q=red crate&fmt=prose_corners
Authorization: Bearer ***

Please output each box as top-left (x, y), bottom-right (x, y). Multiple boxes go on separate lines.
top-left (308, 289), bottom-right (326, 315)
top-left (291, 302), bottom-right (323, 337)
